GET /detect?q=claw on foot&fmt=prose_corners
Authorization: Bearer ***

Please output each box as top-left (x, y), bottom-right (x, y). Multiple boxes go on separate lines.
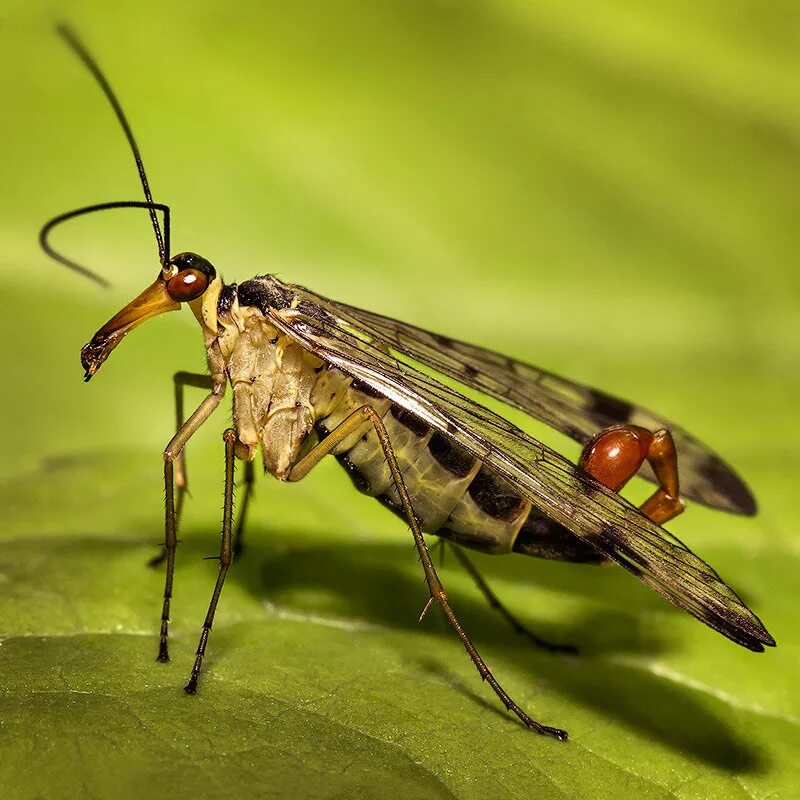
top-left (537, 724), bottom-right (568, 741)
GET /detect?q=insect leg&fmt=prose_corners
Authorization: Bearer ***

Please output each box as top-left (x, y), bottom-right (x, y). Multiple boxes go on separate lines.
top-left (149, 372), bottom-right (215, 567)
top-left (184, 429), bottom-right (237, 693)
top-left (580, 425), bottom-right (685, 525)
top-left (158, 388), bottom-right (223, 663)
top-left (233, 459), bottom-right (256, 558)
top-left (448, 543), bottom-right (577, 655)
top-left (289, 406), bottom-right (567, 739)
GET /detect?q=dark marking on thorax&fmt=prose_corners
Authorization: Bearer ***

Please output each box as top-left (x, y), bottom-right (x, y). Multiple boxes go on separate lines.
top-left (238, 278), bottom-right (293, 312)
top-left (218, 283), bottom-right (238, 316)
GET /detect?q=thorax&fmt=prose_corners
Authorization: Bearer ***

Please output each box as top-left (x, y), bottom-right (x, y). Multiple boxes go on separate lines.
top-left (204, 298), bottom-right (350, 479)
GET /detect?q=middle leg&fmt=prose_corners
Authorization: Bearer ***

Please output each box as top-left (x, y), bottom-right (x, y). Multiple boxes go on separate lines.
top-left (158, 387), bottom-right (222, 663)
top-left (448, 543), bottom-right (577, 655)
top-left (184, 428), bottom-right (238, 694)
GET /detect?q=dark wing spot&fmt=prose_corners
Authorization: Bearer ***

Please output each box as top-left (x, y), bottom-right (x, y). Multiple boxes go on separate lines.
top-left (696, 453), bottom-right (757, 515)
top-left (585, 388), bottom-right (634, 425)
top-left (463, 364), bottom-right (479, 379)
top-left (605, 528), bottom-right (650, 569)
top-left (335, 453), bottom-right (371, 494)
top-left (513, 509), bottom-right (606, 563)
top-left (621, 560), bottom-right (643, 577)
top-left (467, 468), bottom-right (526, 522)
top-left (390, 405), bottom-right (430, 437)
top-left (562, 423), bottom-right (590, 443)
top-left (428, 433), bottom-right (476, 478)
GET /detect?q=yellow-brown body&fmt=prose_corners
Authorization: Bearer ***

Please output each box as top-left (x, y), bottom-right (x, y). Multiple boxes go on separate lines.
top-left (205, 289), bottom-right (602, 562)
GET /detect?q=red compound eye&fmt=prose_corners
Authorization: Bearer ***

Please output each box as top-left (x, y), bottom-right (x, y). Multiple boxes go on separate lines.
top-left (167, 268), bottom-right (208, 302)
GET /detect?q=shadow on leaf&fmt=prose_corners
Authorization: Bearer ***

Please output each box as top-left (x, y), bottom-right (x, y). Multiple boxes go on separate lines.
top-left (211, 528), bottom-right (767, 774)
top-left (9, 526), bottom-right (767, 776)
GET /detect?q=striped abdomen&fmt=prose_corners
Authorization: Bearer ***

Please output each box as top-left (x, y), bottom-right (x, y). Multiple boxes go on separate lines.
top-left (312, 371), bottom-right (603, 563)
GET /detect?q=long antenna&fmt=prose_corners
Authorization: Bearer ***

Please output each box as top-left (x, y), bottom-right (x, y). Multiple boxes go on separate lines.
top-left (40, 201), bottom-right (171, 287)
top-left (52, 24), bottom-right (166, 266)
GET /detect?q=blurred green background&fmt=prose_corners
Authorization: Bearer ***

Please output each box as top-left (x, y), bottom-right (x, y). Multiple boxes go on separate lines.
top-left (1, 2), bottom-right (798, 799)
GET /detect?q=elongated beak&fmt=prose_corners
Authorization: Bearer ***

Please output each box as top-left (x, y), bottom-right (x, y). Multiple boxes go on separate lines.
top-left (80, 275), bottom-right (180, 381)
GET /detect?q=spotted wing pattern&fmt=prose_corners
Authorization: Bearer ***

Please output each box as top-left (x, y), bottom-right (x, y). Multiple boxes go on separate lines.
top-left (264, 286), bottom-right (773, 652)
top-left (329, 302), bottom-right (755, 516)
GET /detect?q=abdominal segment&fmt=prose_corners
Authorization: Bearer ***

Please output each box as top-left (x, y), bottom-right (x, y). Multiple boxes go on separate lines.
top-left (315, 376), bottom-right (604, 563)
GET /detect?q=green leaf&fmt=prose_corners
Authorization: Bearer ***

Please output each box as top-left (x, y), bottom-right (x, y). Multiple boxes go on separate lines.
top-left (1, 2), bottom-right (798, 798)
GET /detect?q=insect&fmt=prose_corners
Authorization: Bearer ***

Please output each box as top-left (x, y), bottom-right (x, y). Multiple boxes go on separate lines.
top-left (41, 27), bottom-right (775, 740)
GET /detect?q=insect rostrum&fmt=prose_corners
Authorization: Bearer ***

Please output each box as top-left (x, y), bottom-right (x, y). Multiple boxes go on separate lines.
top-left (40, 25), bottom-right (775, 741)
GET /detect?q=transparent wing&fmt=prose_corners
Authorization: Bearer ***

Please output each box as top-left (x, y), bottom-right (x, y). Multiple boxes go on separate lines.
top-left (329, 301), bottom-right (755, 516)
top-left (266, 290), bottom-right (773, 652)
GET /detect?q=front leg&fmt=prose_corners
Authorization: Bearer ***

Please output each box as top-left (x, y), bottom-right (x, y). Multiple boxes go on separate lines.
top-left (158, 386), bottom-right (222, 663)
top-left (149, 372), bottom-right (214, 567)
